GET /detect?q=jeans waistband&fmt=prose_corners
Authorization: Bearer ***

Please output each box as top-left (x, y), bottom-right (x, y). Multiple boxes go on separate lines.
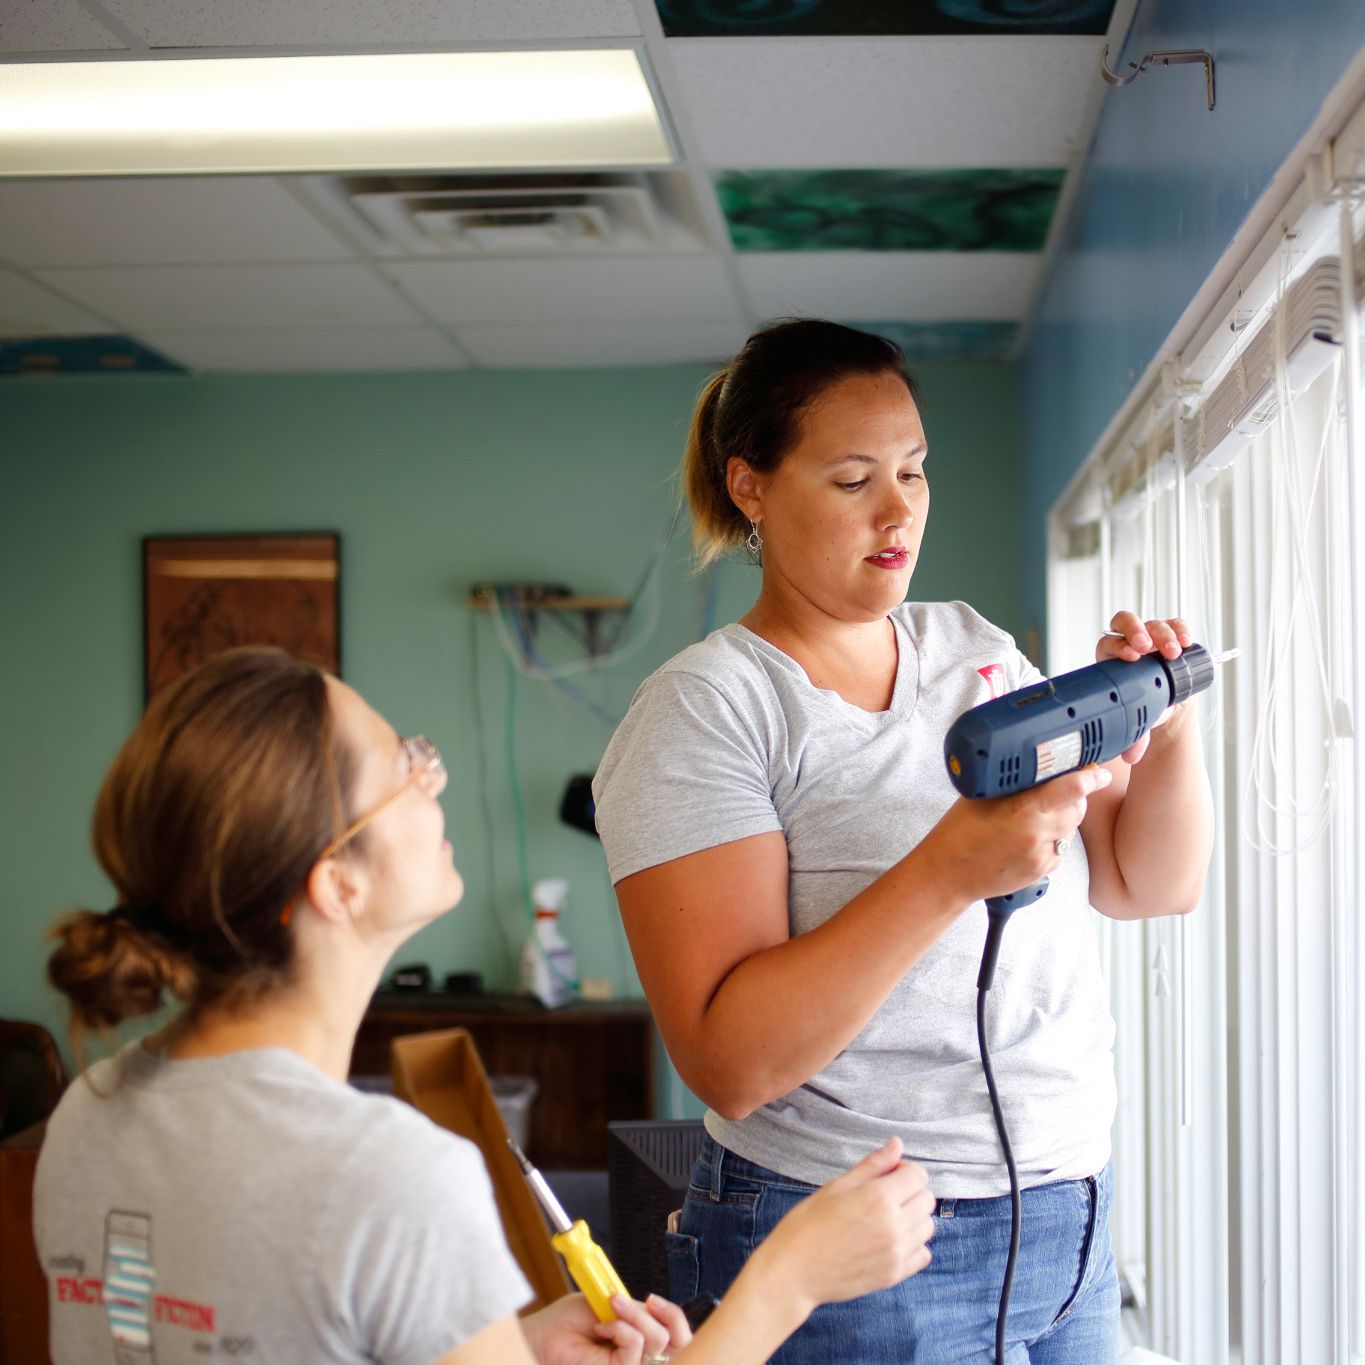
top-left (698, 1132), bottom-right (1111, 1211)
top-left (935, 1164), bottom-right (1110, 1219)
top-left (698, 1131), bottom-right (816, 1197)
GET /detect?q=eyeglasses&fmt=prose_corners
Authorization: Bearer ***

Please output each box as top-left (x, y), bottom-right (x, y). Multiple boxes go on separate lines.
top-left (321, 735), bottom-right (446, 860)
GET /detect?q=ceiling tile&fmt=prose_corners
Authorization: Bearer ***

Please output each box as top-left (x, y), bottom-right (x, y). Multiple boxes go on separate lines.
top-left (100, 0), bottom-right (640, 47)
top-left (0, 269), bottom-right (115, 337)
top-left (0, 178), bottom-right (354, 268)
top-left (142, 326), bottom-right (468, 373)
top-left (31, 263), bottom-right (425, 330)
top-left (862, 320), bottom-right (1019, 362)
top-left (671, 38), bottom-right (1101, 168)
top-left (655, 0), bottom-right (1114, 37)
top-left (0, 1), bottom-right (125, 52)
top-left (716, 168), bottom-right (1064, 253)
top-left (1, 334), bottom-right (183, 375)
top-left (736, 253), bottom-right (1038, 322)
top-left (381, 256), bottom-right (743, 326)
top-left (456, 321), bottom-right (748, 367)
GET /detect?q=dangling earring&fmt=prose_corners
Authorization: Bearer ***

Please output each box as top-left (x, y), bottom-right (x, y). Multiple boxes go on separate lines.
top-left (746, 521), bottom-right (763, 554)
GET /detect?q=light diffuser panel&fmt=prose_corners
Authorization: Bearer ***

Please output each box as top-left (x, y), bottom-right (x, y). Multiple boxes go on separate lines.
top-left (0, 50), bottom-right (673, 177)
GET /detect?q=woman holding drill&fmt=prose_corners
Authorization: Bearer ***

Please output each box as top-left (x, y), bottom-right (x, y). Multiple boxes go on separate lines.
top-left (593, 318), bottom-right (1213, 1363)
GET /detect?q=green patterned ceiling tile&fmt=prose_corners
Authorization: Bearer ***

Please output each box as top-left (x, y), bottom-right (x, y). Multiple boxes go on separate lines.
top-left (657, 0), bottom-right (1115, 37)
top-left (858, 320), bottom-right (1019, 362)
top-left (716, 169), bottom-right (1065, 252)
top-left (0, 335), bottom-right (184, 376)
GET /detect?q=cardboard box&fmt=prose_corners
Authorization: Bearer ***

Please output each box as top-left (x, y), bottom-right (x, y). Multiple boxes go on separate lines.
top-left (391, 1029), bottom-right (571, 1312)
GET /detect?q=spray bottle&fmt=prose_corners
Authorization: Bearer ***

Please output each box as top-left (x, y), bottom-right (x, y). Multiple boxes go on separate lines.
top-left (520, 877), bottom-right (578, 1008)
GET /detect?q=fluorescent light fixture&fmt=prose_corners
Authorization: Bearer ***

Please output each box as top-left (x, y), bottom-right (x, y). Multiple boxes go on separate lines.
top-left (0, 50), bottom-right (674, 177)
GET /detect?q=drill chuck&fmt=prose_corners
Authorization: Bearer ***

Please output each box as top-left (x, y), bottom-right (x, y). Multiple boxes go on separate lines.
top-left (1162, 644), bottom-right (1215, 705)
top-left (945, 643), bottom-right (1215, 801)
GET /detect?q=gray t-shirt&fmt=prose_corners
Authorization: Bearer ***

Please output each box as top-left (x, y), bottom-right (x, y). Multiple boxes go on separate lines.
top-left (35, 1043), bottom-right (532, 1364)
top-left (594, 601), bottom-right (1116, 1198)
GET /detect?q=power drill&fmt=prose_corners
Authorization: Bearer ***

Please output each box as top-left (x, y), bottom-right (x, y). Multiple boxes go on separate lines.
top-left (944, 643), bottom-right (1219, 988)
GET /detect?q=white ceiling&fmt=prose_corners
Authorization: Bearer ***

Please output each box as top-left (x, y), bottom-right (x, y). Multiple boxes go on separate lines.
top-left (0, 0), bottom-right (1116, 375)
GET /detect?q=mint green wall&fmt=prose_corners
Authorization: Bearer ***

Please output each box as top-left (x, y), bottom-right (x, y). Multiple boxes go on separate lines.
top-left (0, 360), bottom-right (1023, 1111)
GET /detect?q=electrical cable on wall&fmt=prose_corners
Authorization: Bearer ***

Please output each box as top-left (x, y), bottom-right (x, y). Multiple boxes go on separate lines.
top-left (466, 610), bottom-right (517, 967)
top-left (502, 654), bottom-right (535, 923)
top-left (473, 506), bottom-right (715, 998)
top-left (484, 513), bottom-right (676, 683)
top-left (505, 604), bottom-right (623, 729)
top-left (484, 582), bottom-right (657, 681)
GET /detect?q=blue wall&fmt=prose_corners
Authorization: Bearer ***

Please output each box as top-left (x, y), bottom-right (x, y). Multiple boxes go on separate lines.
top-left (1022, 0), bottom-right (1364, 624)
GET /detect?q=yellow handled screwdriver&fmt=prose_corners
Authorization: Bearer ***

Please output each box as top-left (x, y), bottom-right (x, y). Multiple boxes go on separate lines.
top-left (508, 1137), bottom-right (628, 1322)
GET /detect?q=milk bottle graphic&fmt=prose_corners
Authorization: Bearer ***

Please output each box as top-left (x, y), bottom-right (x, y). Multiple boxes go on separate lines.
top-left (103, 1210), bottom-right (156, 1363)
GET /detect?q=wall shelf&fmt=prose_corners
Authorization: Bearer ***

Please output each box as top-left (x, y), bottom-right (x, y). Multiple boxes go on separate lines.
top-left (468, 584), bottom-right (630, 656)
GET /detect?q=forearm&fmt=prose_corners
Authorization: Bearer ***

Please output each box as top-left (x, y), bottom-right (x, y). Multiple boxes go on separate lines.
top-left (1105, 709), bottom-right (1214, 918)
top-left (671, 1237), bottom-right (814, 1364)
top-left (680, 850), bottom-right (967, 1118)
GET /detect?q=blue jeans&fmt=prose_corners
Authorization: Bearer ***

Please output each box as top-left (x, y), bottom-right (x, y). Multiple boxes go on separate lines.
top-left (667, 1135), bottom-right (1119, 1364)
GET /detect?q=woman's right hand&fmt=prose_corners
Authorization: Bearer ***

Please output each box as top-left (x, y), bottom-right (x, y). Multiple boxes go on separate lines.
top-left (754, 1136), bottom-right (934, 1313)
top-left (667, 1139), bottom-right (933, 1365)
top-left (924, 765), bottom-right (1114, 905)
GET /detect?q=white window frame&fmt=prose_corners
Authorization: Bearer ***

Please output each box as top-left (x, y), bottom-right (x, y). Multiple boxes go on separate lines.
top-left (1046, 81), bottom-right (1365, 1365)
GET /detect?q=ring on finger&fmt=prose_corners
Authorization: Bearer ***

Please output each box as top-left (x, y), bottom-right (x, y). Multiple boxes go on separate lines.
top-left (644, 1356), bottom-right (670, 1365)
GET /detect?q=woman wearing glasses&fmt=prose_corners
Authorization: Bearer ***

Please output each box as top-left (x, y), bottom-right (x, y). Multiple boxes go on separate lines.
top-left (34, 646), bottom-right (935, 1365)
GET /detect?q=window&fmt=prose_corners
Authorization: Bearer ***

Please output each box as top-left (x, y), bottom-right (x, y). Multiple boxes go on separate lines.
top-left (1048, 166), bottom-right (1364, 1361)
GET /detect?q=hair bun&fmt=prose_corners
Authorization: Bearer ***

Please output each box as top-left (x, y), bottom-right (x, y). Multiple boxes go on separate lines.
top-left (109, 904), bottom-right (162, 937)
top-left (48, 907), bottom-right (193, 1034)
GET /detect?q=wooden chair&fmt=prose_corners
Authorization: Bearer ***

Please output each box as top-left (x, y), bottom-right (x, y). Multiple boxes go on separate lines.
top-left (0, 1020), bottom-right (69, 1141)
top-left (0, 1020), bottom-right (67, 1364)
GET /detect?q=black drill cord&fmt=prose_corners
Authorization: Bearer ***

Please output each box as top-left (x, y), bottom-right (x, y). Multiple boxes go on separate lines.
top-left (977, 983), bottom-right (1021, 1365)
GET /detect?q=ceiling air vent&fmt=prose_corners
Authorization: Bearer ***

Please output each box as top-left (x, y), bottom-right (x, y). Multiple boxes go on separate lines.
top-left (312, 172), bottom-right (708, 256)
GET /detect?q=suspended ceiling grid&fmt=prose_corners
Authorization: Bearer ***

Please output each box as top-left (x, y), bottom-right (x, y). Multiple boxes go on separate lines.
top-left (0, 0), bottom-right (1120, 376)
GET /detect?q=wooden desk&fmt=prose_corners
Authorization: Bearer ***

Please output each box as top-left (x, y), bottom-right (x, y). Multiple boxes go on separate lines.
top-left (353, 995), bottom-right (655, 1170)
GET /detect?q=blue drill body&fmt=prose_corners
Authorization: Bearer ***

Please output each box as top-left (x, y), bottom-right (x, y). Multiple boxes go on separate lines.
top-left (944, 644), bottom-right (1215, 987)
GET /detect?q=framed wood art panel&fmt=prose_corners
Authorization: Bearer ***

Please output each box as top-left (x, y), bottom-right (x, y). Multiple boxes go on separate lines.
top-left (143, 533), bottom-right (340, 700)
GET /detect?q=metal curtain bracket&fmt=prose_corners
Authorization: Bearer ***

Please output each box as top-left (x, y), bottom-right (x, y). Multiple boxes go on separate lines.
top-left (1099, 46), bottom-right (1216, 111)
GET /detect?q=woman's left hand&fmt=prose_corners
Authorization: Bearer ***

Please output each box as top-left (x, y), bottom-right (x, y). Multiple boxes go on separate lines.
top-left (1097, 612), bottom-right (1196, 763)
top-left (524, 1292), bottom-right (692, 1365)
